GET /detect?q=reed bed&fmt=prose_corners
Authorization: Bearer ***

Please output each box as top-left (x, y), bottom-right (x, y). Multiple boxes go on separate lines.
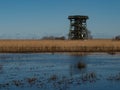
top-left (0, 39), bottom-right (120, 53)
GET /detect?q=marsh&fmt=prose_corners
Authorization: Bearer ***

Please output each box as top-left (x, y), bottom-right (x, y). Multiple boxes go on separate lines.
top-left (0, 53), bottom-right (120, 90)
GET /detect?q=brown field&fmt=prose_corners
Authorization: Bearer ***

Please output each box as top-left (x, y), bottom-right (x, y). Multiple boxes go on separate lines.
top-left (0, 39), bottom-right (120, 53)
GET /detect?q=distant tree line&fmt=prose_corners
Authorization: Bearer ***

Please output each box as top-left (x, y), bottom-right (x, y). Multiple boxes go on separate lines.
top-left (41, 36), bottom-right (65, 40)
top-left (114, 35), bottom-right (120, 40)
top-left (87, 30), bottom-right (93, 39)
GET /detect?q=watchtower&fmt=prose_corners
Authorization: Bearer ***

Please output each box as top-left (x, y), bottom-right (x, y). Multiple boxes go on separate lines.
top-left (68, 15), bottom-right (89, 40)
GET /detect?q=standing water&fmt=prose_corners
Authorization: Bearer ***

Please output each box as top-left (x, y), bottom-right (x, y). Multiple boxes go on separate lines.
top-left (0, 53), bottom-right (120, 90)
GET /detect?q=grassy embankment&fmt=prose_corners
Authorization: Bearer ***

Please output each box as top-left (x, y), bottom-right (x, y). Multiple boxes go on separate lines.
top-left (0, 39), bottom-right (120, 53)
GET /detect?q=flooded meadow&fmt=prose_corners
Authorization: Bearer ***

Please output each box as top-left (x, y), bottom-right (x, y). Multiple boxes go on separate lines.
top-left (0, 53), bottom-right (120, 90)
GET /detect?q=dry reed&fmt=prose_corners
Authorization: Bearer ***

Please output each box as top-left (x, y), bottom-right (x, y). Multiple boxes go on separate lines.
top-left (0, 39), bottom-right (120, 53)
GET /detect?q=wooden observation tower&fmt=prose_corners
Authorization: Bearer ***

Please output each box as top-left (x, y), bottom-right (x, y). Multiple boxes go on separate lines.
top-left (68, 15), bottom-right (89, 40)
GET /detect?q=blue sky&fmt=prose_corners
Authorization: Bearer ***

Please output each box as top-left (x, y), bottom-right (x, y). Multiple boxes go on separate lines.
top-left (0, 0), bottom-right (120, 39)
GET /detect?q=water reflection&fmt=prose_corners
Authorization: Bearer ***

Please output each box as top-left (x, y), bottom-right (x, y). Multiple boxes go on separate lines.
top-left (68, 53), bottom-right (88, 77)
top-left (0, 64), bottom-right (3, 74)
top-left (0, 53), bottom-right (120, 90)
top-left (70, 61), bottom-right (87, 77)
top-left (68, 52), bottom-right (89, 56)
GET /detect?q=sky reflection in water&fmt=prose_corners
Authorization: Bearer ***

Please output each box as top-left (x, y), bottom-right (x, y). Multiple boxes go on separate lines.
top-left (0, 53), bottom-right (120, 90)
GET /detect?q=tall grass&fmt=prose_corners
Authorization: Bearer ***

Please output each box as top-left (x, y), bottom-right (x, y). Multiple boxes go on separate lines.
top-left (0, 39), bottom-right (120, 53)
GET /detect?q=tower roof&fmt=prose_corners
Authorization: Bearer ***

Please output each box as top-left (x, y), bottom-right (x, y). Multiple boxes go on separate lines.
top-left (68, 15), bottom-right (89, 19)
